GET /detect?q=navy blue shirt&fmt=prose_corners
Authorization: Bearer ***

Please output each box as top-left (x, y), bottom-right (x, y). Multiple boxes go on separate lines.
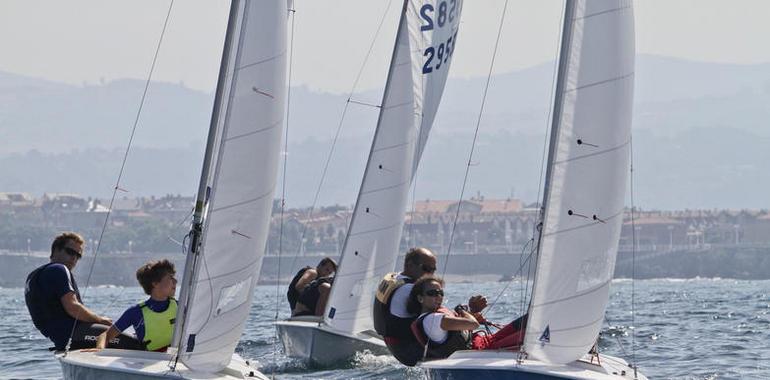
top-left (25, 263), bottom-right (82, 349)
top-left (114, 298), bottom-right (171, 342)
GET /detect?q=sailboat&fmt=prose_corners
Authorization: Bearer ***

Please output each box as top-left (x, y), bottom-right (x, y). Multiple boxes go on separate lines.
top-left (275, 0), bottom-right (464, 366)
top-left (57, 1), bottom-right (289, 378)
top-left (422, 0), bottom-right (648, 379)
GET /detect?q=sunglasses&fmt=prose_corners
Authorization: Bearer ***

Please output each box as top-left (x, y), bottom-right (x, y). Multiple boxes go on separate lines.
top-left (424, 288), bottom-right (444, 297)
top-left (421, 264), bottom-right (436, 273)
top-left (63, 246), bottom-right (83, 259)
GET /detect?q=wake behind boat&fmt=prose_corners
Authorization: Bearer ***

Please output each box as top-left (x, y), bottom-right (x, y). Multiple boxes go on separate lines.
top-left (58, 0), bottom-right (290, 378)
top-left (277, 0), bottom-right (464, 366)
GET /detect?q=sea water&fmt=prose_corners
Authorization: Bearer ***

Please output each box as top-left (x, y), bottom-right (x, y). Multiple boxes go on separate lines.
top-left (1, 279), bottom-right (768, 379)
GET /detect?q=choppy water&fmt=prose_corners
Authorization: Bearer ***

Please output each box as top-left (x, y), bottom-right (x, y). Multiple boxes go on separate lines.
top-left (2, 279), bottom-right (769, 379)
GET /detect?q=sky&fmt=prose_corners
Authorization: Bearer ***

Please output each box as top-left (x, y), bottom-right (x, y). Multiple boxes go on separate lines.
top-left (1, 0), bottom-right (769, 94)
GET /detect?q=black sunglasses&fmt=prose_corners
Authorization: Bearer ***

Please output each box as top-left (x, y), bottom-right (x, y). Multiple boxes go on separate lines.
top-left (421, 264), bottom-right (436, 273)
top-left (63, 246), bottom-right (83, 259)
top-left (424, 289), bottom-right (444, 297)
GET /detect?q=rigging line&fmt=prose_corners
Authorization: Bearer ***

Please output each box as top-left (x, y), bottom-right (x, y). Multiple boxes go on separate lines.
top-left (441, 0), bottom-right (509, 276)
top-left (64, 0), bottom-right (175, 354)
top-left (287, 0), bottom-right (394, 273)
top-left (272, 4), bottom-right (296, 378)
top-left (483, 239), bottom-right (534, 315)
top-left (98, 206), bottom-right (192, 317)
top-left (521, 0), bottom-right (567, 320)
top-left (602, 316), bottom-right (630, 361)
top-left (99, 236), bottom-right (187, 317)
top-left (630, 136), bottom-right (638, 378)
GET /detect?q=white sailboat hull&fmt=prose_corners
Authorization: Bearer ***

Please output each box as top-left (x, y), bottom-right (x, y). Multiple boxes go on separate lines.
top-left (58, 349), bottom-right (268, 380)
top-left (275, 317), bottom-right (389, 366)
top-left (421, 350), bottom-right (647, 380)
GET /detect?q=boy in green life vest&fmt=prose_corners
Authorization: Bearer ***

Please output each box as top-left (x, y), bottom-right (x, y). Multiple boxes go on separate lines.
top-left (95, 259), bottom-right (177, 352)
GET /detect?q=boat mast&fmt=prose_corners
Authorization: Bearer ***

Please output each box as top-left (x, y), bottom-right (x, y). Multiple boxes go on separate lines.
top-left (526, 0), bottom-right (576, 328)
top-left (323, 0), bottom-right (409, 323)
top-left (171, 0), bottom-right (241, 351)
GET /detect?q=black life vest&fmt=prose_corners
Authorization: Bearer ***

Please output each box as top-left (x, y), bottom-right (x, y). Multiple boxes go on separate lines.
top-left (410, 306), bottom-right (472, 361)
top-left (372, 272), bottom-right (415, 339)
top-left (286, 266), bottom-right (311, 311)
top-left (297, 276), bottom-right (333, 313)
top-left (25, 263), bottom-right (82, 333)
top-left (372, 273), bottom-right (425, 366)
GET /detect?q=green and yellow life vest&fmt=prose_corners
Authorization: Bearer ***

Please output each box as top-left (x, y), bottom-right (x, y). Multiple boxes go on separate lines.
top-left (140, 298), bottom-right (177, 351)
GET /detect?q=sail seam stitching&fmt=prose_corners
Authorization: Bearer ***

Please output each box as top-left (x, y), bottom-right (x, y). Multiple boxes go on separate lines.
top-left (349, 220), bottom-right (402, 237)
top-left (552, 138), bottom-right (630, 165)
top-left (564, 72), bottom-right (634, 93)
top-left (543, 209), bottom-right (623, 237)
top-left (372, 139), bottom-right (414, 153)
top-left (236, 49), bottom-right (287, 71)
top-left (360, 179), bottom-right (410, 195)
top-left (573, 5), bottom-right (632, 21)
top-left (210, 187), bottom-right (275, 213)
top-left (382, 100), bottom-right (413, 111)
top-left (194, 257), bottom-right (259, 284)
top-left (224, 118), bottom-right (283, 142)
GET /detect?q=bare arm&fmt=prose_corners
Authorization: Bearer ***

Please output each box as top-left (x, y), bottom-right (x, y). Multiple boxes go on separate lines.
top-left (60, 292), bottom-right (111, 325)
top-left (314, 283), bottom-right (331, 316)
top-left (294, 269), bottom-right (318, 292)
top-left (95, 325), bottom-right (122, 349)
top-left (440, 310), bottom-right (479, 331)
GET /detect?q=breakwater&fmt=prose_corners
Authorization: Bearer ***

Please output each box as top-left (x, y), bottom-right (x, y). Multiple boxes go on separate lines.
top-left (3, 245), bottom-right (770, 288)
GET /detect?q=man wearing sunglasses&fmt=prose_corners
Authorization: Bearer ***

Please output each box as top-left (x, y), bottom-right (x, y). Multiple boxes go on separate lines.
top-left (373, 247), bottom-right (487, 366)
top-left (25, 232), bottom-right (115, 351)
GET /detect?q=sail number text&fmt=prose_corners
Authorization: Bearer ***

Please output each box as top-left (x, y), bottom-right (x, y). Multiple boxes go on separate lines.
top-left (419, 1), bottom-right (459, 74)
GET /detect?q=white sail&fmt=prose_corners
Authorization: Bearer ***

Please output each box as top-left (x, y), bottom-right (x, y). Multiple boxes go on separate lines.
top-left (324, 0), bottom-right (463, 334)
top-left (524, 0), bottom-right (635, 364)
top-left (177, 0), bottom-right (288, 371)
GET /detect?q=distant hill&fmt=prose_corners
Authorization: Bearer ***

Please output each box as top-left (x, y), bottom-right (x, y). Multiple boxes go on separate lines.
top-left (1, 55), bottom-right (770, 209)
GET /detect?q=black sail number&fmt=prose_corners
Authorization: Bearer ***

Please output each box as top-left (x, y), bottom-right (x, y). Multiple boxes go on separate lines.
top-left (419, 1), bottom-right (459, 74)
top-left (422, 30), bottom-right (458, 74)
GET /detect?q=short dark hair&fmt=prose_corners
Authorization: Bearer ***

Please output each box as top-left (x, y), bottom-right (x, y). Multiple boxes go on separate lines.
top-left (318, 257), bottom-right (337, 271)
top-left (136, 259), bottom-right (176, 295)
top-left (51, 232), bottom-right (85, 258)
top-left (407, 275), bottom-right (445, 315)
top-left (404, 247), bottom-right (432, 266)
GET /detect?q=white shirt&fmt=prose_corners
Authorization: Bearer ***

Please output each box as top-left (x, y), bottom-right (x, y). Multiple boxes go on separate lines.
top-left (421, 312), bottom-right (448, 343)
top-left (389, 274), bottom-right (414, 318)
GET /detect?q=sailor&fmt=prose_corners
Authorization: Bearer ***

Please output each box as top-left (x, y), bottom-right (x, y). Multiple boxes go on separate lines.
top-left (408, 276), bottom-right (473, 359)
top-left (373, 247), bottom-right (488, 366)
top-left (24, 232), bottom-right (126, 351)
top-left (287, 257), bottom-right (337, 315)
top-left (408, 275), bottom-right (526, 361)
top-left (94, 259), bottom-right (178, 352)
top-left (293, 274), bottom-right (334, 316)
top-left (372, 247), bottom-right (437, 365)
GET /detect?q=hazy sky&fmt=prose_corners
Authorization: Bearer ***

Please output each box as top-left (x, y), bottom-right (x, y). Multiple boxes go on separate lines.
top-left (1, 0), bottom-right (769, 93)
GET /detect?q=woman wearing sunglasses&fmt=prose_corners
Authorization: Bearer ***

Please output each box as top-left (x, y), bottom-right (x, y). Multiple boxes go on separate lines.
top-left (407, 276), bottom-right (527, 361)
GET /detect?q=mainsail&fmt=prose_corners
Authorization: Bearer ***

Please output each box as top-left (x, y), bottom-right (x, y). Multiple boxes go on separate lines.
top-left (324, 0), bottom-right (463, 334)
top-left (524, 0), bottom-right (635, 364)
top-left (175, 0), bottom-right (288, 371)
